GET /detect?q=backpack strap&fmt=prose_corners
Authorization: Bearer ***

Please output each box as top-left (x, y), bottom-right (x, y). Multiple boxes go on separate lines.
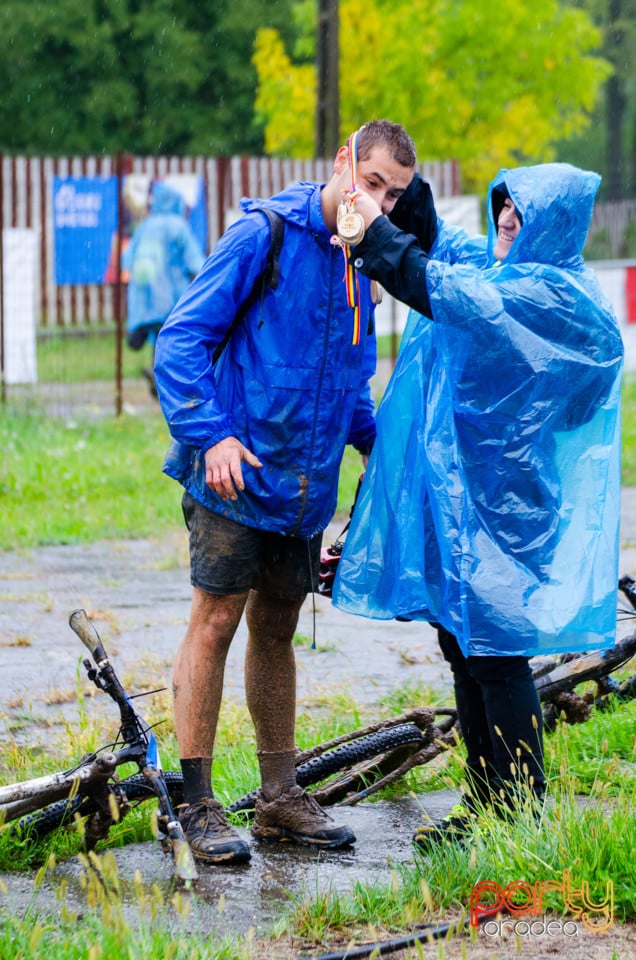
top-left (212, 208), bottom-right (285, 364)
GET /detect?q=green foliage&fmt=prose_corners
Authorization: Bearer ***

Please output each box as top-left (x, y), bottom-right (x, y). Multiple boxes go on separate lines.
top-left (254, 0), bottom-right (610, 193)
top-left (0, 0), bottom-right (295, 155)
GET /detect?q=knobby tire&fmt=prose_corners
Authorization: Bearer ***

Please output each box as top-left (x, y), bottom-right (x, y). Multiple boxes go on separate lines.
top-left (14, 770), bottom-right (185, 841)
top-left (228, 723), bottom-right (426, 813)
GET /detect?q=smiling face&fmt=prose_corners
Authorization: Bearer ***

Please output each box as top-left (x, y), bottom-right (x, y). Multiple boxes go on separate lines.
top-left (493, 197), bottom-right (522, 260)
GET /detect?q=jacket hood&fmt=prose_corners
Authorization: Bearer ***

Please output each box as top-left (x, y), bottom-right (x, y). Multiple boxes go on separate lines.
top-left (241, 182), bottom-right (329, 235)
top-left (487, 163), bottom-right (600, 268)
top-left (150, 181), bottom-right (186, 217)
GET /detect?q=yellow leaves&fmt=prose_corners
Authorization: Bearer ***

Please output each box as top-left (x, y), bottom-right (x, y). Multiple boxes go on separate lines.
top-left (253, 28), bottom-right (314, 157)
top-left (253, 0), bottom-right (610, 193)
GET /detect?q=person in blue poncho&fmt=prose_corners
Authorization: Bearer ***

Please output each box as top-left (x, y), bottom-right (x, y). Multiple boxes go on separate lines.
top-left (332, 163), bottom-right (624, 846)
top-left (123, 181), bottom-right (205, 395)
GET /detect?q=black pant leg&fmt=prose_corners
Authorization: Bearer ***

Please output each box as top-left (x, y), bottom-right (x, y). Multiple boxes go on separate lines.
top-left (436, 626), bottom-right (498, 803)
top-left (467, 654), bottom-right (545, 797)
top-left (436, 625), bottom-right (545, 804)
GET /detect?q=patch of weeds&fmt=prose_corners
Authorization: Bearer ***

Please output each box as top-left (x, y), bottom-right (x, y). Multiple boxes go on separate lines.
top-left (7, 636), bottom-right (32, 648)
top-left (44, 687), bottom-right (78, 706)
top-left (0, 851), bottom-right (257, 958)
top-left (379, 680), bottom-right (454, 714)
top-left (545, 698), bottom-right (636, 795)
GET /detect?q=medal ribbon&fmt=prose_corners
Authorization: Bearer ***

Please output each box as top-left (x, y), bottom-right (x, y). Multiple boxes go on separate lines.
top-left (345, 130), bottom-right (361, 345)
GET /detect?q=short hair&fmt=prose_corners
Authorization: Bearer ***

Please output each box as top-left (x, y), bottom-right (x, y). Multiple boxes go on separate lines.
top-left (350, 120), bottom-right (416, 169)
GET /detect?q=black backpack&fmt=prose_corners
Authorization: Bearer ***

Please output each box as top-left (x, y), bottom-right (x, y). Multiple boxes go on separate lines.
top-left (212, 207), bottom-right (285, 364)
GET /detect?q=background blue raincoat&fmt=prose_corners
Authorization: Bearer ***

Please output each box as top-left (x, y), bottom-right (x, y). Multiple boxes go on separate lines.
top-left (333, 164), bottom-right (623, 657)
top-left (124, 182), bottom-right (205, 340)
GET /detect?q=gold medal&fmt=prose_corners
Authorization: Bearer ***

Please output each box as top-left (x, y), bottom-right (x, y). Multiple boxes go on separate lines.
top-left (337, 201), bottom-right (365, 246)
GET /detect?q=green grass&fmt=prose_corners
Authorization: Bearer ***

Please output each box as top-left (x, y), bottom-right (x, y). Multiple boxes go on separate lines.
top-left (0, 410), bottom-right (180, 548)
top-left (621, 373), bottom-right (636, 484)
top-left (36, 327), bottom-right (150, 384)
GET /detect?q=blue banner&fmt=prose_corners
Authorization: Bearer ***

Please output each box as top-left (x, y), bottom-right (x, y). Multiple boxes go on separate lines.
top-left (53, 176), bottom-right (119, 285)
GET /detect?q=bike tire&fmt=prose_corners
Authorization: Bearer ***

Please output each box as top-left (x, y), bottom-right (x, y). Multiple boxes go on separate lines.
top-left (13, 770), bottom-right (185, 842)
top-left (227, 722), bottom-right (425, 814)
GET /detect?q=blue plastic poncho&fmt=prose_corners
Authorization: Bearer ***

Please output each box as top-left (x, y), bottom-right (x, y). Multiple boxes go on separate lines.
top-left (333, 163), bottom-right (623, 657)
top-left (123, 182), bottom-right (205, 338)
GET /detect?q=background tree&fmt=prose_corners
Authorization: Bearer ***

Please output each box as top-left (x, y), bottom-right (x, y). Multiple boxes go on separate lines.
top-left (558, 0), bottom-right (636, 199)
top-left (0, 0), bottom-right (294, 155)
top-left (253, 0), bottom-right (611, 194)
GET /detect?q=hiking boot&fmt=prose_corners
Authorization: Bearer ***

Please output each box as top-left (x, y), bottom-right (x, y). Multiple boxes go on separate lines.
top-left (413, 804), bottom-right (477, 852)
top-left (252, 786), bottom-right (356, 849)
top-left (177, 798), bottom-right (251, 865)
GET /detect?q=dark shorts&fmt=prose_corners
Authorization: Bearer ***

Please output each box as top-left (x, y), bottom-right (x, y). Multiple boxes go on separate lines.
top-left (182, 492), bottom-right (322, 601)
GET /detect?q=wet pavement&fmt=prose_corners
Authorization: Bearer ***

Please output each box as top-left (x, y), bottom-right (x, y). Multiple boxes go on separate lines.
top-left (1, 490), bottom-right (636, 938)
top-left (0, 528), bottom-right (452, 744)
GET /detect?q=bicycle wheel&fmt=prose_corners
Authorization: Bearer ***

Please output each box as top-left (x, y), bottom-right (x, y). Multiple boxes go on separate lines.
top-left (13, 770), bottom-right (185, 842)
top-left (227, 722), bottom-right (425, 814)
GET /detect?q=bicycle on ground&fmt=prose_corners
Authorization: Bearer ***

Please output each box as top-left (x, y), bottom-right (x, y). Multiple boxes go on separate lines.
top-left (0, 608), bottom-right (197, 882)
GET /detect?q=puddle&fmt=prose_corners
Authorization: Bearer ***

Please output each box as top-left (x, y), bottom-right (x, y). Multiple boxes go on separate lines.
top-left (0, 794), bottom-right (459, 937)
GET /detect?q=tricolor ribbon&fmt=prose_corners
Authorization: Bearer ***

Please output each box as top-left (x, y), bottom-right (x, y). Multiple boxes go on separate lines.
top-left (344, 129), bottom-right (362, 345)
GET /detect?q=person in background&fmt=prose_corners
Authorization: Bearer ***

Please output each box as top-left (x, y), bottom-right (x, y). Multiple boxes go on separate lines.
top-left (153, 121), bottom-right (420, 865)
top-left (333, 163), bottom-right (623, 846)
top-left (123, 181), bottom-right (205, 395)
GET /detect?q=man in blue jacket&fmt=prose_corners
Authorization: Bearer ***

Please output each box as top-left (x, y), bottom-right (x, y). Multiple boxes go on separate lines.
top-left (154, 120), bottom-right (417, 865)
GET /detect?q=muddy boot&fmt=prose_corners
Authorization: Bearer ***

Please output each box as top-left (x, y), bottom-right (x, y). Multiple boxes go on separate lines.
top-left (252, 786), bottom-right (355, 849)
top-left (178, 798), bottom-right (251, 865)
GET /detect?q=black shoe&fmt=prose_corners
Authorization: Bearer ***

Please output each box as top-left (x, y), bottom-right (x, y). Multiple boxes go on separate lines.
top-left (178, 798), bottom-right (251, 865)
top-left (413, 805), bottom-right (476, 851)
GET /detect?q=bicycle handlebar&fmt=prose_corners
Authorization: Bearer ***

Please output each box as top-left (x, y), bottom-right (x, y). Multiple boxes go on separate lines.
top-left (69, 608), bottom-right (108, 665)
top-left (68, 609), bottom-right (134, 725)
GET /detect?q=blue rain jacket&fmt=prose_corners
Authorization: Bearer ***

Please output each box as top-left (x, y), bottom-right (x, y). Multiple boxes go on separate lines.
top-left (154, 182), bottom-right (377, 539)
top-left (123, 182), bottom-right (205, 336)
top-left (333, 164), bottom-right (623, 657)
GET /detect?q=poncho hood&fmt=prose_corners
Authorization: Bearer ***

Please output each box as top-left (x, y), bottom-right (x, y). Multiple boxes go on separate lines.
top-left (150, 181), bottom-right (186, 217)
top-left (486, 163), bottom-right (599, 268)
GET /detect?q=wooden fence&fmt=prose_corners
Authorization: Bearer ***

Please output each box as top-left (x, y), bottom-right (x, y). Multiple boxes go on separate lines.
top-left (0, 153), bottom-right (461, 330)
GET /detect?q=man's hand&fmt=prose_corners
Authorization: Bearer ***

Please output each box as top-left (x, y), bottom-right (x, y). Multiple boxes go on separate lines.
top-left (204, 437), bottom-right (263, 501)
